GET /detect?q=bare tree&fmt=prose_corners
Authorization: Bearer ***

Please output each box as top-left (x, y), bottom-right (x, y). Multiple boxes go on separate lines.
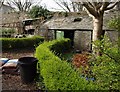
top-left (53, 0), bottom-right (83, 12)
top-left (0, 0), bottom-right (5, 8)
top-left (71, 1), bottom-right (83, 12)
top-left (5, 0), bottom-right (42, 12)
top-left (80, 0), bottom-right (119, 55)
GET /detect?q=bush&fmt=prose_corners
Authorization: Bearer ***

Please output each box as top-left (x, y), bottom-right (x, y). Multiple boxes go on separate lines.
top-left (92, 58), bottom-right (120, 90)
top-left (35, 39), bottom-right (97, 90)
top-left (0, 28), bottom-right (15, 37)
top-left (90, 36), bottom-right (120, 90)
top-left (49, 38), bottom-right (71, 56)
top-left (1, 36), bottom-right (44, 50)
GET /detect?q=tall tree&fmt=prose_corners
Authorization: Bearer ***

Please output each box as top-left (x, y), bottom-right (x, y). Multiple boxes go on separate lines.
top-left (5, 0), bottom-right (42, 12)
top-left (81, 1), bottom-right (119, 55)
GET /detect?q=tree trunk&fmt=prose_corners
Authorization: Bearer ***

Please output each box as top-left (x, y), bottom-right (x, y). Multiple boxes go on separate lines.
top-left (92, 15), bottom-right (105, 55)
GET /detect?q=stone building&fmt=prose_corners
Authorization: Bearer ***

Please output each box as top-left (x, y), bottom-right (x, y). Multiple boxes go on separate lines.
top-left (41, 11), bottom-right (119, 51)
top-left (0, 3), bottom-right (30, 34)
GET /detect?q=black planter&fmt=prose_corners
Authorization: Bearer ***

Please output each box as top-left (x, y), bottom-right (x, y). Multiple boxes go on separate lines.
top-left (18, 57), bottom-right (38, 84)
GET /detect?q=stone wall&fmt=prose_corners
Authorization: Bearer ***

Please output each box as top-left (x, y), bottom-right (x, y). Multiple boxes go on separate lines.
top-left (105, 31), bottom-right (118, 44)
top-left (39, 27), bottom-right (54, 41)
top-left (43, 29), bottom-right (118, 52)
top-left (74, 31), bottom-right (118, 52)
top-left (74, 31), bottom-right (91, 51)
top-left (0, 12), bottom-right (29, 24)
top-left (0, 12), bottom-right (30, 34)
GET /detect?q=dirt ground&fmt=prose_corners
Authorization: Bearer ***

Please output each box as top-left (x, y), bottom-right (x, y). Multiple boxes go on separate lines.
top-left (1, 49), bottom-right (35, 59)
top-left (2, 74), bottom-right (38, 91)
top-left (1, 49), bottom-right (40, 91)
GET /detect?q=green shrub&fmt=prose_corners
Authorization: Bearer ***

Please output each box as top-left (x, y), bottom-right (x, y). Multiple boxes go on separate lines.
top-left (0, 28), bottom-right (15, 35)
top-left (0, 28), bottom-right (16, 37)
top-left (35, 39), bottom-right (97, 90)
top-left (1, 36), bottom-right (44, 50)
top-left (93, 36), bottom-right (120, 62)
top-left (92, 58), bottom-right (120, 90)
top-left (90, 36), bottom-right (120, 90)
top-left (49, 38), bottom-right (71, 56)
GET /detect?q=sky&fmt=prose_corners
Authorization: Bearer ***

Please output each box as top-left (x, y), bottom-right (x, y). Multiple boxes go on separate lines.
top-left (4, 0), bottom-right (64, 11)
top-left (5, 0), bottom-right (118, 11)
top-left (35, 0), bottom-right (64, 11)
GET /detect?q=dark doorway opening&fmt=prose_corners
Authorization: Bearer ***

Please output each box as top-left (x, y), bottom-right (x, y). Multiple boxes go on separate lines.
top-left (64, 31), bottom-right (75, 47)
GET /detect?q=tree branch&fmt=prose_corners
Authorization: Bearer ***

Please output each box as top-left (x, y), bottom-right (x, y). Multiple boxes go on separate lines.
top-left (88, 2), bottom-right (94, 9)
top-left (71, 2), bottom-right (76, 12)
top-left (53, 0), bottom-right (68, 12)
top-left (82, 2), bottom-right (98, 17)
top-left (0, 1), bottom-right (4, 8)
top-left (5, 0), bottom-right (40, 12)
top-left (103, 52), bottom-right (118, 62)
top-left (100, 2), bottom-right (110, 11)
top-left (96, 2), bottom-right (103, 11)
top-left (62, 2), bottom-right (71, 12)
top-left (104, 2), bottom-right (119, 11)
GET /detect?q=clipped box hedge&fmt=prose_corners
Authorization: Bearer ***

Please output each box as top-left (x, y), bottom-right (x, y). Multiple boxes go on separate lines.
top-left (1, 36), bottom-right (44, 50)
top-left (35, 39), bottom-right (97, 90)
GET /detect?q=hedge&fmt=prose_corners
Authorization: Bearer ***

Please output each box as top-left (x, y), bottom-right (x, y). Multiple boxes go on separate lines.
top-left (1, 36), bottom-right (44, 50)
top-left (49, 39), bottom-right (71, 56)
top-left (35, 39), bottom-right (97, 90)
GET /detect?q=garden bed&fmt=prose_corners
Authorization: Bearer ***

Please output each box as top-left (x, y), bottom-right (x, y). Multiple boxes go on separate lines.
top-left (2, 74), bottom-right (38, 91)
top-left (1, 49), bottom-right (41, 91)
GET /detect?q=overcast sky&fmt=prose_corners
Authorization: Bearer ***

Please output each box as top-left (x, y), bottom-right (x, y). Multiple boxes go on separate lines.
top-left (4, 0), bottom-right (64, 11)
top-left (41, 0), bottom-right (62, 11)
top-left (36, 0), bottom-right (64, 11)
top-left (5, 0), bottom-right (118, 11)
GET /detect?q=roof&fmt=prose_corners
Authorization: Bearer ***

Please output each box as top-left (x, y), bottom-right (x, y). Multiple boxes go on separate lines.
top-left (43, 10), bottom-right (119, 30)
top-left (22, 18), bottom-right (41, 22)
top-left (22, 18), bottom-right (44, 26)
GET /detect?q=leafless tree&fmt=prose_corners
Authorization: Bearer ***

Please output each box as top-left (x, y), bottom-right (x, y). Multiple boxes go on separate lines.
top-left (80, 0), bottom-right (120, 55)
top-left (0, 0), bottom-right (5, 8)
top-left (5, 0), bottom-right (42, 12)
top-left (53, 0), bottom-right (83, 12)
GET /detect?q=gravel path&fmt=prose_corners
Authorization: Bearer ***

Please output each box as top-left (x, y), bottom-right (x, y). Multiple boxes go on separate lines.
top-left (1, 49), bottom-right (40, 91)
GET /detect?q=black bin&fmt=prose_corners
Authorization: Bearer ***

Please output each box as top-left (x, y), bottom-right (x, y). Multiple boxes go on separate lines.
top-left (18, 57), bottom-right (38, 84)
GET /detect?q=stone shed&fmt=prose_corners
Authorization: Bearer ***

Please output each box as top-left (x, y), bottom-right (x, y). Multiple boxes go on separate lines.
top-left (41, 11), bottom-right (119, 51)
